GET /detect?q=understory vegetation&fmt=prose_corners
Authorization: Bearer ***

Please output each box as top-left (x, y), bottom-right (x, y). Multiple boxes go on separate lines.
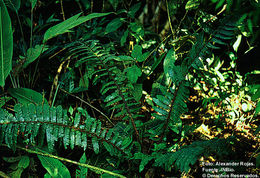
top-left (0, 0), bottom-right (259, 177)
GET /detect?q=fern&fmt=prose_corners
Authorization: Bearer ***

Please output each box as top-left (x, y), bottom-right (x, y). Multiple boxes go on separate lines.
top-left (147, 16), bottom-right (238, 141)
top-left (67, 40), bottom-right (143, 141)
top-left (0, 104), bottom-right (132, 157)
top-left (147, 81), bottom-right (189, 140)
top-left (153, 137), bottom-right (234, 172)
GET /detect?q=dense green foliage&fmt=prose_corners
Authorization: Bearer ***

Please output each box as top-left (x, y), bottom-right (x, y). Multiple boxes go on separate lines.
top-left (0, 0), bottom-right (259, 177)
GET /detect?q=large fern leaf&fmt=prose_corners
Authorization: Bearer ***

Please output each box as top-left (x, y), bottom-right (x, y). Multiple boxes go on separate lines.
top-left (67, 40), bottom-right (143, 140)
top-left (154, 138), bottom-right (234, 172)
top-left (0, 104), bottom-right (132, 157)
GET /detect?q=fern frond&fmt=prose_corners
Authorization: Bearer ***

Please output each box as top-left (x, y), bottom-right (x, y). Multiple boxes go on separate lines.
top-left (67, 40), bottom-right (142, 141)
top-left (154, 138), bottom-right (234, 172)
top-left (0, 104), bottom-right (132, 157)
top-left (148, 81), bottom-right (189, 139)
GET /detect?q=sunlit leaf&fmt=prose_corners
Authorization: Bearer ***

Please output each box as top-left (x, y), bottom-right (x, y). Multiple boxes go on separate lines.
top-left (185, 0), bottom-right (200, 10)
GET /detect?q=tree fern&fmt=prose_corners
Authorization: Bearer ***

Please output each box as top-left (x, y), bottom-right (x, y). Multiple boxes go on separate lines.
top-left (0, 104), bottom-right (132, 157)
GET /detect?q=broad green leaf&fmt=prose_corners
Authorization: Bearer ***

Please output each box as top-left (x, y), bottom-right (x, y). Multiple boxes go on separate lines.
top-left (131, 45), bottom-right (142, 60)
top-left (124, 65), bottom-right (142, 83)
top-left (0, 0), bottom-right (13, 87)
top-left (23, 44), bottom-right (48, 68)
top-left (128, 2), bottom-right (141, 18)
top-left (38, 155), bottom-right (71, 178)
top-left (105, 18), bottom-right (123, 34)
top-left (8, 88), bottom-right (47, 105)
top-left (131, 84), bottom-right (142, 101)
top-left (138, 51), bottom-right (149, 62)
top-left (163, 48), bottom-right (175, 77)
top-left (18, 156), bottom-right (30, 169)
top-left (43, 12), bottom-right (112, 42)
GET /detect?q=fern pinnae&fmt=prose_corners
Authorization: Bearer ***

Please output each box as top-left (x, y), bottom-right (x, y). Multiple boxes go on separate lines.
top-left (0, 104), bottom-right (132, 156)
top-left (68, 40), bottom-right (141, 142)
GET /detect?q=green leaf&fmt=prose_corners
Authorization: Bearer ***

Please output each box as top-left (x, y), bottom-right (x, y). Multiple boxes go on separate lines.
top-left (131, 84), bottom-right (142, 101)
top-left (23, 44), bottom-right (48, 68)
top-left (185, 0), bottom-right (200, 10)
top-left (30, 0), bottom-right (37, 9)
top-left (43, 12), bottom-right (112, 42)
top-left (77, 153), bottom-right (88, 178)
top-left (92, 137), bottom-right (99, 154)
top-left (9, 168), bottom-right (23, 178)
top-left (2, 156), bottom-right (21, 163)
top-left (105, 18), bottom-right (123, 34)
top-left (128, 2), bottom-right (141, 18)
top-left (131, 45), bottom-right (142, 60)
top-left (0, 0), bottom-right (13, 87)
top-left (8, 88), bottom-right (48, 105)
top-left (163, 48), bottom-right (175, 77)
top-left (18, 156), bottom-right (30, 169)
top-left (115, 55), bottom-right (134, 62)
top-left (134, 153), bottom-right (153, 172)
top-left (38, 155), bottom-right (71, 178)
top-left (120, 30), bottom-right (128, 46)
top-left (125, 65), bottom-right (142, 83)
